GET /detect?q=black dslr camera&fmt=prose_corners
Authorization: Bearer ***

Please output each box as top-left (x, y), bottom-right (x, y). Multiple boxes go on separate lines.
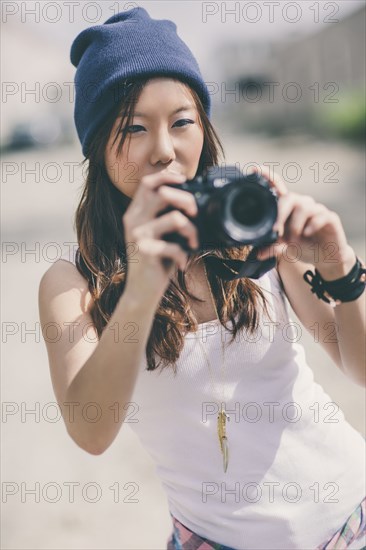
top-left (159, 165), bottom-right (279, 253)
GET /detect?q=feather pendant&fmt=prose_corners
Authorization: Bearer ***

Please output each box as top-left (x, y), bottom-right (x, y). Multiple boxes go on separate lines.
top-left (217, 409), bottom-right (230, 473)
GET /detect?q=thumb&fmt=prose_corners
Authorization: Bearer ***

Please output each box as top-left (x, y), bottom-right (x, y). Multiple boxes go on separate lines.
top-left (256, 242), bottom-right (288, 260)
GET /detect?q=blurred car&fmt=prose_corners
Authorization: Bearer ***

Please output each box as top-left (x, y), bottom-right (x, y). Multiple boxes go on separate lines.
top-left (2, 114), bottom-right (75, 152)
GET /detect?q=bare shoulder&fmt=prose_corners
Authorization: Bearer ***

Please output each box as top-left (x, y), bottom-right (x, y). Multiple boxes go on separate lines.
top-left (38, 258), bottom-right (98, 407)
top-left (39, 258), bottom-right (94, 315)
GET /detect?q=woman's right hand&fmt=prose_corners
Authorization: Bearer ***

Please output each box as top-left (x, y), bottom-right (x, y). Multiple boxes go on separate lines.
top-left (122, 172), bottom-right (200, 303)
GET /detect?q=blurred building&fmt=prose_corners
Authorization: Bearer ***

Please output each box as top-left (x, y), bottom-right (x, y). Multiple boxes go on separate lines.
top-left (213, 5), bottom-right (365, 137)
top-left (1, 20), bottom-right (75, 149)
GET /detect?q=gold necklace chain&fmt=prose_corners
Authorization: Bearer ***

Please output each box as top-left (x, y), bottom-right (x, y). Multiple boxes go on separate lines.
top-left (190, 259), bottom-right (230, 473)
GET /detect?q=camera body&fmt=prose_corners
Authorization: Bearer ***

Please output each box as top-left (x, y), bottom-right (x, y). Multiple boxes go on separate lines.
top-left (159, 165), bottom-right (279, 253)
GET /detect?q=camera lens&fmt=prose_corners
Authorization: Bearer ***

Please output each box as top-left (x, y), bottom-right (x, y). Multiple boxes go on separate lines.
top-left (231, 189), bottom-right (265, 226)
top-left (221, 180), bottom-right (277, 244)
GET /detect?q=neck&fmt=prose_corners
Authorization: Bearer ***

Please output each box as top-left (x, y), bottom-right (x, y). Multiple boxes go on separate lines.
top-left (169, 258), bottom-right (221, 326)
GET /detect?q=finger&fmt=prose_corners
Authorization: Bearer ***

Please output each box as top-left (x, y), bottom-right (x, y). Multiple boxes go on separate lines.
top-left (140, 172), bottom-right (186, 191)
top-left (145, 210), bottom-right (199, 250)
top-left (285, 199), bottom-right (323, 238)
top-left (157, 185), bottom-right (198, 218)
top-left (252, 164), bottom-right (288, 197)
top-left (138, 238), bottom-right (189, 271)
top-left (303, 211), bottom-right (338, 237)
top-left (272, 193), bottom-right (297, 235)
top-left (125, 172), bottom-right (187, 222)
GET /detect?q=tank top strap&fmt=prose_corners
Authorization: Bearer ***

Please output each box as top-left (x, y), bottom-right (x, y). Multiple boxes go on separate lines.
top-left (247, 264), bottom-right (283, 294)
top-left (266, 264), bottom-right (284, 292)
top-left (255, 265), bottom-right (289, 322)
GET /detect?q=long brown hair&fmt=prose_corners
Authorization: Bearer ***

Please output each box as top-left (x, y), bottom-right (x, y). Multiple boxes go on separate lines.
top-left (73, 77), bottom-right (272, 372)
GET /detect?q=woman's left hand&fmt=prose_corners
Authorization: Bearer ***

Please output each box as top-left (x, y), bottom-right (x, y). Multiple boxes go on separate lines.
top-left (253, 165), bottom-right (356, 277)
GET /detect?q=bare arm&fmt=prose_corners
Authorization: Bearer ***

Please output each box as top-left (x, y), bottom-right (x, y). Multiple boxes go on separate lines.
top-left (253, 165), bottom-right (365, 387)
top-left (39, 259), bottom-right (159, 455)
top-left (277, 245), bottom-right (366, 387)
top-left (39, 172), bottom-right (199, 455)
top-left (64, 289), bottom-right (158, 455)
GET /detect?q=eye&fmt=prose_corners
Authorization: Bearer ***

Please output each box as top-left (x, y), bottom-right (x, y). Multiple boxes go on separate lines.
top-left (123, 125), bottom-right (145, 134)
top-left (173, 119), bottom-right (195, 128)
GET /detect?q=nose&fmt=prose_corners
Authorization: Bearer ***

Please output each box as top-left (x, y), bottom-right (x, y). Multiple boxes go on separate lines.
top-left (150, 128), bottom-right (176, 166)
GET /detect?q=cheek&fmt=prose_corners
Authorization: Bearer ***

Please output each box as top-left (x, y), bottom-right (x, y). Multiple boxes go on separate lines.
top-left (107, 162), bottom-right (141, 198)
top-left (184, 127), bottom-right (204, 162)
top-left (104, 138), bottom-right (143, 198)
top-left (182, 131), bottom-right (204, 180)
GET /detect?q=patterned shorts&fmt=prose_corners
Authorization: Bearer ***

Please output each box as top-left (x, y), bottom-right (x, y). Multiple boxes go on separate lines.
top-left (166, 496), bottom-right (366, 550)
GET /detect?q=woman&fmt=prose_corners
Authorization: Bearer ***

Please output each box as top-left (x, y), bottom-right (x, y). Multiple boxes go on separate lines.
top-left (38, 7), bottom-right (366, 549)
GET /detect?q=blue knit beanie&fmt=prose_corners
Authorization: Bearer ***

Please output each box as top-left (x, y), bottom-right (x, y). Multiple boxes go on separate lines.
top-left (70, 7), bottom-right (211, 157)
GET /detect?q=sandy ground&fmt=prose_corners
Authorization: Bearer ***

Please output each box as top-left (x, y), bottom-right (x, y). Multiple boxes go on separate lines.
top-left (1, 134), bottom-right (365, 549)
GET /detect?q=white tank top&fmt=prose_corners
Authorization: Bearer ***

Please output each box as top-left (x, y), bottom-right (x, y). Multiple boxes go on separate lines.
top-left (59, 247), bottom-right (365, 549)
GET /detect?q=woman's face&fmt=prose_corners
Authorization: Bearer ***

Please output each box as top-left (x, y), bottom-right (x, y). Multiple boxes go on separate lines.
top-left (104, 78), bottom-right (205, 198)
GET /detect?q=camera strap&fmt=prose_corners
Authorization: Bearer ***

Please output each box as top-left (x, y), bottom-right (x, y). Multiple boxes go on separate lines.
top-left (204, 247), bottom-right (277, 280)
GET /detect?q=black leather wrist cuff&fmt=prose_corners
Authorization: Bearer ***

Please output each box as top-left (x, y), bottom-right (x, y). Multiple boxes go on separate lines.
top-left (303, 257), bottom-right (366, 306)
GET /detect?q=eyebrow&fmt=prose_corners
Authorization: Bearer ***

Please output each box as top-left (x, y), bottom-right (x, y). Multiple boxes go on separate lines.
top-left (133, 105), bottom-right (196, 118)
